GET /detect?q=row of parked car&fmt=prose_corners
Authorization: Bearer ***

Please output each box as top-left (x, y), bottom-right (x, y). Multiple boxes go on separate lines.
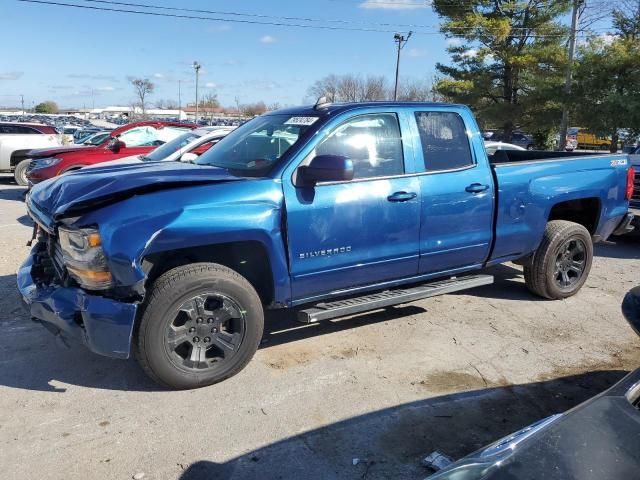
top-left (0, 120), bottom-right (237, 186)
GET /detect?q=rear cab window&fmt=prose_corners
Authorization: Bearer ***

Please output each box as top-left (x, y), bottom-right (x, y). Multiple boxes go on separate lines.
top-left (413, 111), bottom-right (474, 172)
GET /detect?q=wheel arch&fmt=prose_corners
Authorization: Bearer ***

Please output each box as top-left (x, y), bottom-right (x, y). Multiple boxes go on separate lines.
top-left (141, 241), bottom-right (276, 306)
top-left (10, 149), bottom-right (32, 168)
top-left (547, 197), bottom-right (601, 235)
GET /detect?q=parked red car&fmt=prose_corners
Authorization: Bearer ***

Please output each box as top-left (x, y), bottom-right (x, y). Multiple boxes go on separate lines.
top-left (26, 121), bottom-right (196, 185)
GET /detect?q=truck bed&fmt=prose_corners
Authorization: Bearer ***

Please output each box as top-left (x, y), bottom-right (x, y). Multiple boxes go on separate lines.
top-left (489, 149), bottom-right (602, 164)
top-left (487, 150), bottom-right (631, 265)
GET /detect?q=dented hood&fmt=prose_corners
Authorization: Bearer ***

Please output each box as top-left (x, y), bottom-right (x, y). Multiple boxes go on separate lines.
top-left (28, 161), bottom-right (244, 220)
top-left (29, 144), bottom-right (102, 158)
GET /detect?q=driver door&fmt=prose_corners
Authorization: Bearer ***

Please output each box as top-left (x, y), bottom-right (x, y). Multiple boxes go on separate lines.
top-left (283, 112), bottom-right (421, 302)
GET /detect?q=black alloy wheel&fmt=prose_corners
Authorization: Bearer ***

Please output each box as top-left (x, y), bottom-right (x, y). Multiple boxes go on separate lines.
top-left (165, 293), bottom-right (246, 370)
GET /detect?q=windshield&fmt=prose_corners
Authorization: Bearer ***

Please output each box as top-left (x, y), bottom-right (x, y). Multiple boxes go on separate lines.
top-left (142, 130), bottom-right (203, 162)
top-left (195, 114), bottom-right (315, 175)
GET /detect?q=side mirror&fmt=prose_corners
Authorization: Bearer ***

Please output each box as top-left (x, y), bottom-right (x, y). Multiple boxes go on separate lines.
top-left (298, 155), bottom-right (353, 186)
top-left (109, 139), bottom-right (126, 153)
top-left (180, 152), bottom-right (198, 163)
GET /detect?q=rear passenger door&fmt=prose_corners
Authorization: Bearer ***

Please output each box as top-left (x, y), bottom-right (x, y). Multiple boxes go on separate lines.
top-left (411, 110), bottom-right (494, 275)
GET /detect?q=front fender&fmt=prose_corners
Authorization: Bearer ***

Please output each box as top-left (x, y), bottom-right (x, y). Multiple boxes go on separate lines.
top-left (78, 180), bottom-right (291, 305)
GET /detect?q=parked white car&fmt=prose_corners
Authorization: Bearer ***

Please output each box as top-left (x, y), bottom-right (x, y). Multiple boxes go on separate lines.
top-left (0, 122), bottom-right (62, 185)
top-left (87, 126), bottom-right (236, 168)
top-left (484, 141), bottom-right (526, 155)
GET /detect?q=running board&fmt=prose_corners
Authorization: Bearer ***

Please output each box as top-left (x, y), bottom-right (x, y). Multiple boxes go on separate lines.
top-left (297, 274), bottom-right (494, 323)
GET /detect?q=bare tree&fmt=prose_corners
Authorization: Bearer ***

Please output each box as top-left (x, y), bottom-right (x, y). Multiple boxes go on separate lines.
top-left (308, 74), bottom-right (388, 102)
top-left (198, 92), bottom-right (220, 122)
top-left (307, 74), bottom-right (432, 102)
top-left (241, 101), bottom-right (267, 116)
top-left (154, 98), bottom-right (179, 109)
top-left (130, 78), bottom-right (155, 119)
top-left (361, 75), bottom-right (388, 101)
top-left (308, 74), bottom-right (340, 102)
top-left (394, 78), bottom-right (436, 101)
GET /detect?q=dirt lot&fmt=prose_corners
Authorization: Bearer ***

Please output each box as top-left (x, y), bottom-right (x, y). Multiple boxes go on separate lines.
top-left (0, 176), bottom-right (639, 480)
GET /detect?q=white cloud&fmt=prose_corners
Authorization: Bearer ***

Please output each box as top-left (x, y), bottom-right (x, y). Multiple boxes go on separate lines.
top-left (599, 33), bottom-right (616, 45)
top-left (359, 0), bottom-right (427, 10)
top-left (205, 82), bottom-right (217, 88)
top-left (461, 48), bottom-right (478, 58)
top-left (153, 73), bottom-right (164, 79)
top-left (0, 71), bottom-right (23, 80)
top-left (260, 35), bottom-right (277, 44)
top-left (445, 37), bottom-right (463, 47)
top-left (95, 86), bottom-right (115, 91)
top-left (406, 48), bottom-right (423, 57)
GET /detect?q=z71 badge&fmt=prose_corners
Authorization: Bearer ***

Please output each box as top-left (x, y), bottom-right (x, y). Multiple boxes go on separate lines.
top-left (299, 246), bottom-right (352, 259)
top-left (611, 159), bottom-right (627, 166)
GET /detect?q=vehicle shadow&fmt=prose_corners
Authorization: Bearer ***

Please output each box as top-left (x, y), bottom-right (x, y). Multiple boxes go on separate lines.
top-left (176, 370), bottom-right (630, 480)
top-left (461, 263), bottom-right (543, 301)
top-left (16, 214), bottom-right (33, 227)
top-left (595, 236), bottom-right (640, 260)
top-left (0, 271), bottom-right (426, 392)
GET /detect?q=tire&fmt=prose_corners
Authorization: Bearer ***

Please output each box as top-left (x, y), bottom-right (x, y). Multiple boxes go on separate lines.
top-left (523, 220), bottom-right (593, 300)
top-left (13, 159), bottom-right (30, 186)
top-left (135, 263), bottom-right (264, 389)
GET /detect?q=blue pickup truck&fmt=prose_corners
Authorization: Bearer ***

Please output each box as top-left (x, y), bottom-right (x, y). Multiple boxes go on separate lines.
top-left (18, 101), bottom-right (635, 389)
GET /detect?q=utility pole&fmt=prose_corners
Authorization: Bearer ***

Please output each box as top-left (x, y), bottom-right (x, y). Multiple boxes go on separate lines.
top-left (393, 31), bottom-right (412, 101)
top-left (178, 79), bottom-right (182, 119)
top-left (558, 0), bottom-right (582, 151)
top-left (193, 61), bottom-right (201, 123)
top-left (20, 94), bottom-right (24, 119)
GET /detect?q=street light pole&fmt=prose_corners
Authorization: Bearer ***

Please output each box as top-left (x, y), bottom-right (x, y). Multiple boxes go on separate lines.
top-left (393, 31), bottom-right (412, 101)
top-left (193, 61), bottom-right (201, 123)
top-left (178, 79), bottom-right (182, 119)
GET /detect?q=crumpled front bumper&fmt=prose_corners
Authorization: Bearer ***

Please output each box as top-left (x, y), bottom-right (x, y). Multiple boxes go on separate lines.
top-left (17, 247), bottom-right (138, 359)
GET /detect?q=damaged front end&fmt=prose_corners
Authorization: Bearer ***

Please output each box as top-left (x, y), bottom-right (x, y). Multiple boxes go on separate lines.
top-left (18, 226), bottom-right (139, 359)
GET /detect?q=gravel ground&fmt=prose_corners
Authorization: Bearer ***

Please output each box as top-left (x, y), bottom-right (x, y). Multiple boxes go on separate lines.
top-left (0, 175), bottom-right (638, 480)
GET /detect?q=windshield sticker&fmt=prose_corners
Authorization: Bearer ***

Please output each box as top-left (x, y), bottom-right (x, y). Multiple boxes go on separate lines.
top-left (284, 116), bottom-right (319, 126)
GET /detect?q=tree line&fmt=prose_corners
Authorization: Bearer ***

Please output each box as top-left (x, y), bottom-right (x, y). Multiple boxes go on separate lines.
top-left (430, 0), bottom-right (640, 150)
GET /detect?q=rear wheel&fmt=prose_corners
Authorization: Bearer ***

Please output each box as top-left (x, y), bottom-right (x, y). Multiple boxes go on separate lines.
top-left (13, 159), bottom-right (30, 186)
top-left (524, 220), bottom-right (593, 299)
top-left (135, 263), bottom-right (264, 389)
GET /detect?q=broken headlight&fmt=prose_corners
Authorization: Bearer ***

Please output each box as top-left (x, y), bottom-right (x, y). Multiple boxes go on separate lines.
top-left (58, 227), bottom-right (113, 289)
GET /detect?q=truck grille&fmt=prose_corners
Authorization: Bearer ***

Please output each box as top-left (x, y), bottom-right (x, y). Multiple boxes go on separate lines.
top-left (51, 240), bottom-right (66, 279)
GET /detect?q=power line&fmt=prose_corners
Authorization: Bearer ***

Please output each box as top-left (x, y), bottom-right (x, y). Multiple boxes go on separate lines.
top-left (79, 0), bottom-right (437, 29)
top-left (75, 0), bottom-right (587, 32)
top-left (17, 0), bottom-right (602, 36)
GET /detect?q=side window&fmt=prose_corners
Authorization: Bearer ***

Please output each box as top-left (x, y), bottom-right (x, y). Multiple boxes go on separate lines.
top-left (415, 112), bottom-right (474, 172)
top-left (314, 113), bottom-right (404, 179)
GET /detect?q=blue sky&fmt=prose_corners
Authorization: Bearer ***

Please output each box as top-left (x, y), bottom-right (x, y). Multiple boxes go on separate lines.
top-left (0, 0), bottom-right (458, 109)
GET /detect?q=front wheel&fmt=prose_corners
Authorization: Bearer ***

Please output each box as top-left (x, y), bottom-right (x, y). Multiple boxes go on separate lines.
top-left (135, 263), bottom-right (264, 389)
top-left (524, 220), bottom-right (593, 299)
top-left (13, 159), bottom-right (30, 186)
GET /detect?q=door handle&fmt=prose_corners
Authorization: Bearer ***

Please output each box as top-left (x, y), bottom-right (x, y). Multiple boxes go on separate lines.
top-left (387, 191), bottom-right (417, 202)
top-left (465, 183), bottom-right (490, 194)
